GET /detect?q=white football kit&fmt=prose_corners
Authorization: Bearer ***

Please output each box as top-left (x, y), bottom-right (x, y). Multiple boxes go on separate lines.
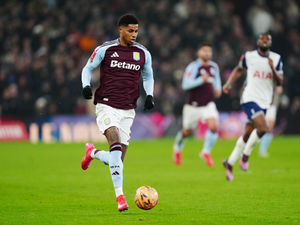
top-left (239, 50), bottom-right (283, 109)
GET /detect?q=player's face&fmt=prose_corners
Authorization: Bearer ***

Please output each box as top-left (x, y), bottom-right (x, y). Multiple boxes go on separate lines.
top-left (257, 34), bottom-right (272, 50)
top-left (198, 46), bottom-right (212, 61)
top-left (119, 24), bottom-right (138, 46)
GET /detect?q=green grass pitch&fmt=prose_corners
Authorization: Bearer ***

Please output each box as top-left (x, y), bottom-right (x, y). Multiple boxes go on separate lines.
top-left (0, 137), bottom-right (300, 225)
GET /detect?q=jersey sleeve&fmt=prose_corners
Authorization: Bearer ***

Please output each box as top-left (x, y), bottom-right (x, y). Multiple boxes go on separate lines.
top-left (81, 46), bottom-right (106, 88)
top-left (238, 53), bottom-right (247, 69)
top-left (182, 62), bottom-right (204, 90)
top-left (141, 50), bottom-right (154, 96)
top-left (275, 57), bottom-right (283, 75)
top-left (213, 64), bottom-right (222, 91)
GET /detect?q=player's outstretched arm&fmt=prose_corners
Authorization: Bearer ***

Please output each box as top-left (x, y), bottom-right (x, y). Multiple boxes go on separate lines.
top-left (222, 66), bottom-right (243, 94)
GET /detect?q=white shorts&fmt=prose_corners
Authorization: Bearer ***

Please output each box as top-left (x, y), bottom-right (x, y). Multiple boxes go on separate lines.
top-left (182, 102), bottom-right (219, 130)
top-left (265, 105), bottom-right (277, 121)
top-left (95, 103), bottom-right (135, 146)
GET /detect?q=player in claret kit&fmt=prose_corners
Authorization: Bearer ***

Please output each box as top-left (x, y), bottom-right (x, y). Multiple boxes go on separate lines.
top-left (222, 33), bottom-right (283, 181)
top-left (173, 44), bottom-right (222, 167)
top-left (80, 14), bottom-right (154, 211)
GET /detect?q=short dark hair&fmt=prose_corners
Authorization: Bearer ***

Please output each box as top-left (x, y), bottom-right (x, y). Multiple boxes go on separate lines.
top-left (258, 33), bottom-right (272, 39)
top-left (118, 14), bottom-right (139, 27)
top-left (198, 43), bottom-right (212, 50)
top-left (201, 42), bottom-right (212, 47)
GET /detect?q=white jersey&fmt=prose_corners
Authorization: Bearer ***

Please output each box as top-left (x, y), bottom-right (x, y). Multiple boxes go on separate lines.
top-left (239, 50), bottom-right (283, 109)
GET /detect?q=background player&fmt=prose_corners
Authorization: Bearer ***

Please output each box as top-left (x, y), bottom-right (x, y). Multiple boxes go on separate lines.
top-left (173, 44), bottom-right (221, 167)
top-left (258, 85), bottom-right (283, 157)
top-left (80, 14), bottom-right (154, 211)
top-left (259, 86), bottom-right (283, 157)
top-left (222, 33), bottom-right (283, 181)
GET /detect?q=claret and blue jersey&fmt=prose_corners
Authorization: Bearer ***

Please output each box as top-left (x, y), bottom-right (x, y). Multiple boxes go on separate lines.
top-left (81, 39), bottom-right (154, 110)
top-left (182, 59), bottom-right (221, 107)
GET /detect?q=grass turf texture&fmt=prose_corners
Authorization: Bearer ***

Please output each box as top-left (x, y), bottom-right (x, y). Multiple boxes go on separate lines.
top-left (0, 137), bottom-right (299, 225)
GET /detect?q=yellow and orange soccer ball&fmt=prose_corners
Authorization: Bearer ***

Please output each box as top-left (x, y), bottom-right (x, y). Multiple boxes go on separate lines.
top-left (134, 186), bottom-right (158, 210)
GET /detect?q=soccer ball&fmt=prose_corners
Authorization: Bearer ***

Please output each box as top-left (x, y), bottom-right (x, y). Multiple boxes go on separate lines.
top-left (134, 186), bottom-right (158, 210)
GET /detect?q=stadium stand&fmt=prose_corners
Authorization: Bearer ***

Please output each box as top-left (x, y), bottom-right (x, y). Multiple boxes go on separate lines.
top-left (0, 0), bottom-right (299, 134)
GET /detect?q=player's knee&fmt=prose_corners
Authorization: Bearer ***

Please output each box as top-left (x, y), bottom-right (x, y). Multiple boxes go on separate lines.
top-left (206, 118), bottom-right (218, 132)
top-left (209, 125), bottom-right (218, 133)
top-left (182, 129), bottom-right (192, 137)
top-left (105, 127), bottom-right (121, 144)
top-left (257, 130), bottom-right (266, 138)
top-left (257, 127), bottom-right (268, 137)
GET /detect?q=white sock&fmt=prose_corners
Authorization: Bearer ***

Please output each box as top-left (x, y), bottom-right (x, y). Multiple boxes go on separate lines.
top-left (174, 130), bottom-right (186, 151)
top-left (228, 136), bottom-right (246, 166)
top-left (202, 130), bottom-right (218, 153)
top-left (243, 129), bottom-right (261, 156)
top-left (109, 150), bottom-right (123, 197)
top-left (259, 133), bottom-right (273, 153)
top-left (92, 149), bottom-right (110, 165)
top-left (115, 187), bottom-right (123, 197)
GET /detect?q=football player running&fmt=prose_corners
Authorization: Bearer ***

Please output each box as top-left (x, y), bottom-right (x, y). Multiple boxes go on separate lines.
top-left (81, 14), bottom-right (154, 211)
top-left (173, 44), bottom-right (222, 167)
top-left (222, 33), bottom-right (283, 181)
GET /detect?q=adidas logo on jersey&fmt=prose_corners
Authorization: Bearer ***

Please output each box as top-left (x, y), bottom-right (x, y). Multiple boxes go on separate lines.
top-left (111, 52), bottom-right (119, 57)
top-left (110, 60), bottom-right (141, 71)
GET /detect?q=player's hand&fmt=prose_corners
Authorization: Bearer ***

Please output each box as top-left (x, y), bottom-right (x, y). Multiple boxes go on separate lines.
top-left (144, 95), bottom-right (154, 111)
top-left (82, 85), bottom-right (92, 99)
top-left (202, 73), bottom-right (210, 82)
top-left (222, 83), bottom-right (231, 94)
top-left (268, 58), bottom-right (274, 69)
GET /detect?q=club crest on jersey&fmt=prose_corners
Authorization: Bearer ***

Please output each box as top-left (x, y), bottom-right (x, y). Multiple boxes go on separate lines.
top-left (104, 118), bottom-right (111, 125)
top-left (133, 52), bottom-right (140, 61)
top-left (200, 68), bottom-right (206, 75)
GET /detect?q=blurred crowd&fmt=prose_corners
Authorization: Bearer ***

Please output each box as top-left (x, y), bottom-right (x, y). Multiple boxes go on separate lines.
top-left (0, 0), bottom-right (300, 133)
